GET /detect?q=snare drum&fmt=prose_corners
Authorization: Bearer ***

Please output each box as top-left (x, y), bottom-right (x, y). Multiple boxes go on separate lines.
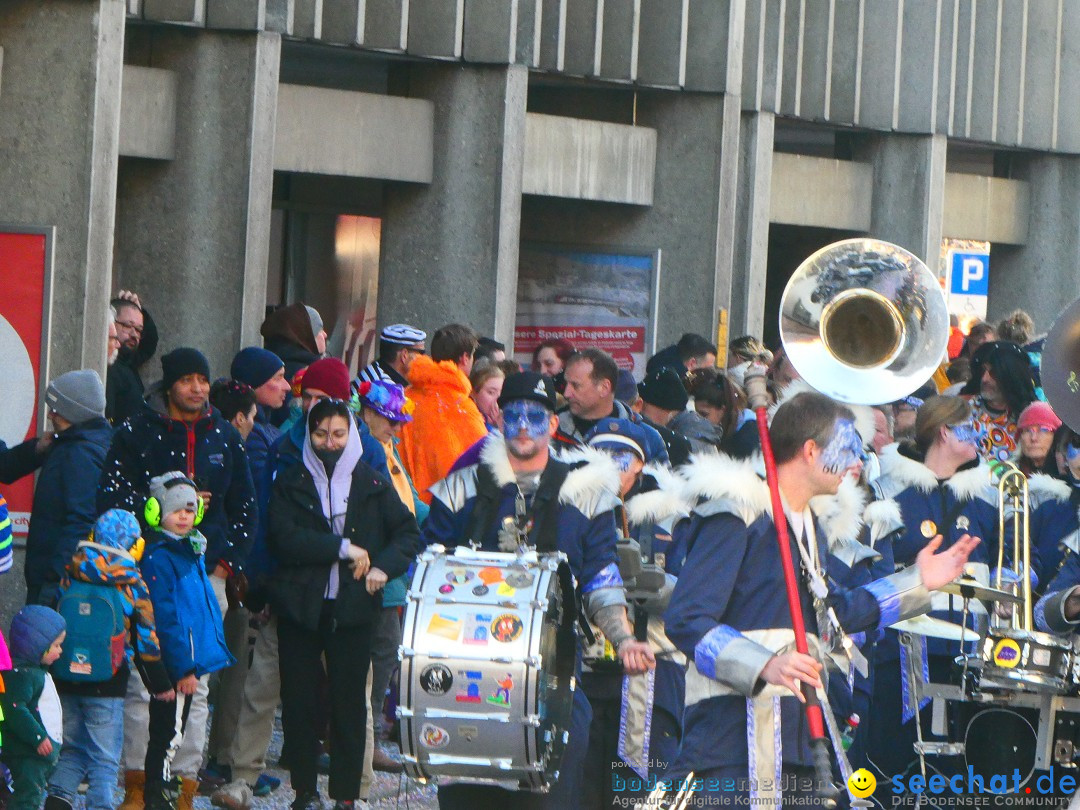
top-left (979, 628), bottom-right (1073, 694)
top-left (398, 545), bottom-right (577, 791)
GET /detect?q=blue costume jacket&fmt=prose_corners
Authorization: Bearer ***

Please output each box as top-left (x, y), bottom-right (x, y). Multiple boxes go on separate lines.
top-left (663, 453), bottom-right (930, 784)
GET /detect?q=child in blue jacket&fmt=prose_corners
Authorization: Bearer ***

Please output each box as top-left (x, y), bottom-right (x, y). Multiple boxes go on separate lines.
top-left (140, 473), bottom-right (234, 810)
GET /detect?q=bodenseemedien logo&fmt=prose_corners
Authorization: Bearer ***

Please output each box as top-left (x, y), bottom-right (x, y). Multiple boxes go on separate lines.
top-left (848, 769), bottom-right (877, 799)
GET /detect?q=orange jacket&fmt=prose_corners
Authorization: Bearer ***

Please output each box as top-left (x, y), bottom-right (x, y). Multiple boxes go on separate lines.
top-left (399, 356), bottom-right (487, 503)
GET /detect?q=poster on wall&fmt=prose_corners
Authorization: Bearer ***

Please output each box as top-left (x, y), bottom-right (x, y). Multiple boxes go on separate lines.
top-left (513, 244), bottom-right (661, 376)
top-left (0, 227), bottom-right (55, 535)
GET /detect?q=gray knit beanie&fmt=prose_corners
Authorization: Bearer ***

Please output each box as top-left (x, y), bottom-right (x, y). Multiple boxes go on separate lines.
top-left (45, 369), bottom-right (106, 424)
top-left (149, 472), bottom-right (200, 521)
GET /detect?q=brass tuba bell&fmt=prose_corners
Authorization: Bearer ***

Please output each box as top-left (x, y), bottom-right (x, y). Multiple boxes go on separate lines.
top-left (779, 238), bottom-right (950, 405)
top-left (1041, 295), bottom-right (1080, 433)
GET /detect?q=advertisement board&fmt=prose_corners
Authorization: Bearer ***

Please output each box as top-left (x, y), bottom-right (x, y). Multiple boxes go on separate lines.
top-left (0, 227), bottom-right (54, 534)
top-left (514, 244), bottom-right (660, 376)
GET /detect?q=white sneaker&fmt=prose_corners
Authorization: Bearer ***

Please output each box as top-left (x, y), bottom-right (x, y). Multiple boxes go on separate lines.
top-left (211, 779), bottom-right (254, 810)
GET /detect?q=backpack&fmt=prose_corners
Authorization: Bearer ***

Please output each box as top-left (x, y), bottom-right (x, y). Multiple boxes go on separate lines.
top-left (53, 580), bottom-right (127, 682)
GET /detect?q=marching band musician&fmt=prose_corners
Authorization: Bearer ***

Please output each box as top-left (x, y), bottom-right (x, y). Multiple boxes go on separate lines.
top-left (864, 395), bottom-right (1001, 780)
top-left (661, 391), bottom-right (979, 804)
top-left (583, 420), bottom-right (692, 799)
top-left (420, 371), bottom-right (655, 809)
top-left (1028, 427), bottom-right (1080, 588)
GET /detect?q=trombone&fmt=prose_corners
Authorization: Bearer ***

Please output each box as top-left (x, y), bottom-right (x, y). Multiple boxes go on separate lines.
top-left (988, 459), bottom-right (1034, 630)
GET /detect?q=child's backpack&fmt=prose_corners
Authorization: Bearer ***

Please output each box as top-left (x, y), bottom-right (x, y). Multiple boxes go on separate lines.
top-left (53, 580), bottom-right (127, 682)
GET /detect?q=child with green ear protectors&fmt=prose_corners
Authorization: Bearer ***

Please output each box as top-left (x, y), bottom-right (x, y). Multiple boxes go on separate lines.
top-left (139, 473), bottom-right (234, 810)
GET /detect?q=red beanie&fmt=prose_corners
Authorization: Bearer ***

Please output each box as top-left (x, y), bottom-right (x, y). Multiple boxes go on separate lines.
top-left (1017, 401), bottom-right (1061, 432)
top-left (300, 358), bottom-right (350, 400)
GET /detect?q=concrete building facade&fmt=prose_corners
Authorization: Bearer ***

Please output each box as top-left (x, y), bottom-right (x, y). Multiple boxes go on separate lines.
top-left (0, 1), bottom-right (1077, 606)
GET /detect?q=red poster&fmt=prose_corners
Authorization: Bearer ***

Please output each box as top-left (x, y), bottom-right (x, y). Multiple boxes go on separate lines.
top-left (0, 229), bottom-right (52, 535)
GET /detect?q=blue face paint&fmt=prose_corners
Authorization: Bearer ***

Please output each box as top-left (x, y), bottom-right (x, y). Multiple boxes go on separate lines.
top-left (1067, 443), bottom-right (1080, 463)
top-left (949, 420), bottom-right (982, 448)
top-left (501, 400), bottom-right (552, 439)
top-left (821, 419), bottom-right (864, 474)
top-left (609, 450), bottom-right (638, 472)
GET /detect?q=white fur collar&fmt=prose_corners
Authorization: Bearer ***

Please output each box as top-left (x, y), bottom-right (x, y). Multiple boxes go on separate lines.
top-left (625, 463), bottom-right (693, 528)
top-left (480, 432), bottom-right (516, 487)
top-left (480, 433), bottom-right (621, 518)
top-left (679, 451), bottom-right (772, 525)
top-left (1028, 473), bottom-right (1070, 504)
top-left (558, 446), bottom-right (621, 518)
top-left (946, 461), bottom-right (994, 502)
top-left (809, 475), bottom-right (867, 548)
top-left (863, 498), bottom-right (904, 546)
top-left (876, 443), bottom-right (939, 493)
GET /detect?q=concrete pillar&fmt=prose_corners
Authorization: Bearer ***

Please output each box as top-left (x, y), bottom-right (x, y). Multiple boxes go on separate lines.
top-left (0, 0), bottom-right (125, 376)
top-left (855, 133), bottom-right (947, 265)
top-left (519, 90), bottom-right (742, 352)
top-left (990, 155), bottom-right (1080, 333)
top-left (114, 27), bottom-right (280, 374)
top-left (378, 64), bottom-right (528, 345)
top-left (731, 111), bottom-right (774, 338)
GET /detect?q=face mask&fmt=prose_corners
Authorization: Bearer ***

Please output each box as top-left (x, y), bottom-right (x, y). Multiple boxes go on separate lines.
top-left (501, 400), bottom-right (551, 439)
top-left (315, 447), bottom-right (344, 466)
top-left (821, 419), bottom-right (865, 474)
top-left (949, 420), bottom-right (982, 448)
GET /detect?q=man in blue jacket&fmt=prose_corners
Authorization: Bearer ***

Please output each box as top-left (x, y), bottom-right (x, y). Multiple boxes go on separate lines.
top-left (25, 369), bottom-right (112, 606)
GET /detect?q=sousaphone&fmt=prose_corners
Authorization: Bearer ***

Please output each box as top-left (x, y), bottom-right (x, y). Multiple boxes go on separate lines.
top-left (779, 238), bottom-right (950, 405)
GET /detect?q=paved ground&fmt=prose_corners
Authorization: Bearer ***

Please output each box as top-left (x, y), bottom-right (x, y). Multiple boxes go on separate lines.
top-left (81, 710), bottom-right (439, 810)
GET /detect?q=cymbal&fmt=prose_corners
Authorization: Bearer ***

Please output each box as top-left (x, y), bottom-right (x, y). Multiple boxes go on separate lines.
top-left (892, 615), bottom-right (972, 642)
top-left (940, 577), bottom-right (1022, 604)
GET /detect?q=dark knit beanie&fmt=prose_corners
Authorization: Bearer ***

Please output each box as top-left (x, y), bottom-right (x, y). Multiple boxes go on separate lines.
top-left (230, 347), bottom-right (284, 389)
top-left (9, 605), bottom-right (66, 667)
top-left (638, 367), bottom-right (689, 412)
top-left (161, 348), bottom-right (211, 391)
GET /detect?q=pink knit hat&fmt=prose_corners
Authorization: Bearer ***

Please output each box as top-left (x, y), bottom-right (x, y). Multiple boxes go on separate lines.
top-left (1017, 401), bottom-right (1062, 432)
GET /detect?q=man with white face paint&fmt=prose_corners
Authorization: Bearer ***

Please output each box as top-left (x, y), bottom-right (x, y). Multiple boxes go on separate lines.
top-left (422, 371), bottom-right (654, 809)
top-left (662, 391), bottom-right (979, 805)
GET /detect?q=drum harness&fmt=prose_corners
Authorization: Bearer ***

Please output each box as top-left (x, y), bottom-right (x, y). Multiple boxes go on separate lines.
top-left (463, 458), bottom-right (598, 645)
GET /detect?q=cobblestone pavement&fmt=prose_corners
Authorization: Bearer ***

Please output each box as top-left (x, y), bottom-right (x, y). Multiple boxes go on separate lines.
top-left (83, 711), bottom-right (439, 810)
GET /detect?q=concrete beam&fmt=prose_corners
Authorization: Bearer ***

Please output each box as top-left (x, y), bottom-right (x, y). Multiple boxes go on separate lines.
top-left (274, 84), bottom-right (434, 182)
top-left (206, 0), bottom-right (267, 29)
top-left (143, 0), bottom-right (206, 23)
top-left (597, 0), bottom-right (638, 82)
top-left (293, 0), bottom-right (322, 37)
top-left (562, 0), bottom-right (601, 76)
top-left (407, 0), bottom-right (464, 59)
top-left (521, 113), bottom-right (656, 205)
top-left (265, 0), bottom-right (295, 33)
top-left (119, 66), bottom-right (177, 159)
top-left (731, 112), bottom-right (774, 338)
top-left (942, 174), bottom-right (1029, 245)
top-left (362, 0), bottom-right (407, 50)
top-left (637, 0), bottom-right (688, 88)
top-left (115, 28), bottom-right (280, 368)
top-left (379, 63), bottom-right (528, 345)
top-left (769, 153), bottom-right (872, 231)
top-left (0, 0), bottom-right (125, 376)
top-left (463, 0), bottom-right (519, 64)
top-left (321, 0), bottom-right (365, 45)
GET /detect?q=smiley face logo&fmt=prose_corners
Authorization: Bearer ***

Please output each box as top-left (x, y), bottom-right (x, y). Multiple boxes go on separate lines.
top-left (847, 769), bottom-right (876, 799)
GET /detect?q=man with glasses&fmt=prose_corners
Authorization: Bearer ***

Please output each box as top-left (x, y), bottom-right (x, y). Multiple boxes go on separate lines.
top-left (356, 324), bottom-right (427, 387)
top-left (106, 290), bottom-right (160, 424)
top-left (422, 371), bottom-right (655, 809)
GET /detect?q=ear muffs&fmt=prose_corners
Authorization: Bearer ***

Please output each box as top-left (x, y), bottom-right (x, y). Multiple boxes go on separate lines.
top-left (144, 497), bottom-right (162, 528)
top-left (129, 536), bottom-right (146, 562)
top-left (144, 476), bottom-right (205, 528)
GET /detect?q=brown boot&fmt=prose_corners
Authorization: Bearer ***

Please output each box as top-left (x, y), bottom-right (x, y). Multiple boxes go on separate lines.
top-left (178, 778), bottom-right (199, 810)
top-left (119, 771), bottom-right (145, 810)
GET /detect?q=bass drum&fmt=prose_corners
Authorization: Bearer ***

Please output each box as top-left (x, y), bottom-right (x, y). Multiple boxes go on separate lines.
top-left (963, 707), bottom-right (1038, 787)
top-left (398, 545), bottom-right (577, 792)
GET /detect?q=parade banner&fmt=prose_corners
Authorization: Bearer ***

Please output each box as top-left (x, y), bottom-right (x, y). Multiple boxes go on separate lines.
top-left (0, 227), bottom-right (55, 535)
top-left (514, 244), bottom-right (660, 375)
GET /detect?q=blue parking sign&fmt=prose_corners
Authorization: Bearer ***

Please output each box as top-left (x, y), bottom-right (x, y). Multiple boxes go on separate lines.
top-left (949, 252), bottom-right (989, 296)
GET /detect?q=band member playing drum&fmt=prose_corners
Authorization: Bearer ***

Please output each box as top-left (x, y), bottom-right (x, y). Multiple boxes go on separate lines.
top-left (421, 371), bottom-right (655, 809)
top-left (662, 392), bottom-right (979, 804)
top-left (865, 395), bottom-right (999, 779)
